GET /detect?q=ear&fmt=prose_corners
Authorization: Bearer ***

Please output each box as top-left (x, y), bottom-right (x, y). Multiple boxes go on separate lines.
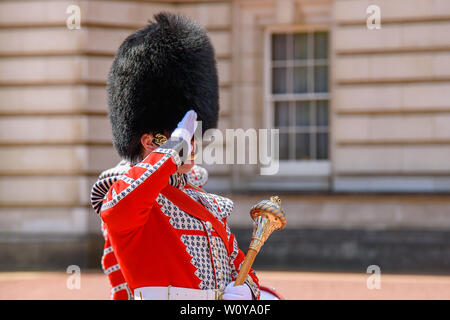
top-left (140, 133), bottom-right (157, 155)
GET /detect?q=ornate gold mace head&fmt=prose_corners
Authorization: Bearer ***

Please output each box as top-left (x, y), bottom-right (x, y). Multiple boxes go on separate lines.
top-left (248, 196), bottom-right (287, 253)
top-left (233, 196), bottom-right (287, 287)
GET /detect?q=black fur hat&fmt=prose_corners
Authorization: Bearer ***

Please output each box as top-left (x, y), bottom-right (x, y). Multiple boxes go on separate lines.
top-left (107, 12), bottom-right (219, 162)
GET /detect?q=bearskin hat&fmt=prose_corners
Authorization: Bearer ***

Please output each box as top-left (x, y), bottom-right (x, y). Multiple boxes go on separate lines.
top-left (107, 12), bottom-right (219, 162)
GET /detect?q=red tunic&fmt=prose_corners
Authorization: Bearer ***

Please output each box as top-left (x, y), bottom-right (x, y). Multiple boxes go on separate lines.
top-left (92, 144), bottom-right (259, 299)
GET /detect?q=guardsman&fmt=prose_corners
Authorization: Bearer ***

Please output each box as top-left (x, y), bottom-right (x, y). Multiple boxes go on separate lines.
top-left (90, 12), bottom-right (259, 300)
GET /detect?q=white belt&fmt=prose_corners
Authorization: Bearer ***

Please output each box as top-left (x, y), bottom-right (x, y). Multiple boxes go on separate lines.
top-left (134, 286), bottom-right (221, 300)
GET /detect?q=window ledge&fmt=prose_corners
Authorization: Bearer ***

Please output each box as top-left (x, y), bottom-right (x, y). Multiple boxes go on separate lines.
top-left (273, 160), bottom-right (330, 176)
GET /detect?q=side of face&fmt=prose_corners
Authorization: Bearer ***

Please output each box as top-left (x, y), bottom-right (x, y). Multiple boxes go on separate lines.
top-left (140, 133), bottom-right (195, 173)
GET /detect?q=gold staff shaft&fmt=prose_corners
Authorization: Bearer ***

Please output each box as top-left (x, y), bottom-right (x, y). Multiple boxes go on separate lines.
top-left (234, 249), bottom-right (258, 286)
top-left (233, 196), bottom-right (287, 287)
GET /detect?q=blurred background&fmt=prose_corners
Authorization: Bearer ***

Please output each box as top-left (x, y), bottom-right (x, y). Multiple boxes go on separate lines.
top-left (1, 0), bottom-right (450, 298)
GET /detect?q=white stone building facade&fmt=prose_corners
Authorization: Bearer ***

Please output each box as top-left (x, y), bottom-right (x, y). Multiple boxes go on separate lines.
top-left (1, 0), bottom-right (449, 272)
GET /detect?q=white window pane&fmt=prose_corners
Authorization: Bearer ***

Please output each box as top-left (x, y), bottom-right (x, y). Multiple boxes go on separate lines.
top-left (272, 67), bottom-right (287, 93)
top-left (314, 65), bottom-right (328, 93)
top-left (275, 102), bottom-right (290, 128)
top-left (316, 133), bottom-right (328, 159)
top-left (270, 31), bottom-right (329, 162)
top-left (295, 101), bottom-right (311, 126)
top-left (294, 34), bottom-right (308, 60)
top-left (295, 133), bottom-right (311, 160)
top-left (314, 32), bottom-right (328, 59)
top-left (279, 133), bottom-right (290, 160)
top-left (272, 34), bottom-right (287, 61)
top-left (316, 100), bottom-right (329, 126)
top-left (293, 67), bottom-right (307, 93)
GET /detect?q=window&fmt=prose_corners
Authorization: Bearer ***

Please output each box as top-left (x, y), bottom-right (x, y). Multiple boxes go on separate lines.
top-left (270, 32), bottom-right (329, 161)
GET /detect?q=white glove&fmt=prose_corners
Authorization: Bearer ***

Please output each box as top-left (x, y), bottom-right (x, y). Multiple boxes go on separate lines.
top-left (170, 110), bottom-right (197, 160)
top-left (222, 281), bottom-right (253, 300)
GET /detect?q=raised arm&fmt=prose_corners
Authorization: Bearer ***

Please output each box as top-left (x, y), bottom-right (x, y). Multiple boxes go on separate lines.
top-left (100, 110), bottom-right (197, 232)
top-left (100, 140), bottom-right (183, 232)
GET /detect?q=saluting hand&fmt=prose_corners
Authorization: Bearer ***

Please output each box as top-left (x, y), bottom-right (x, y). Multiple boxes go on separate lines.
top-left (170, 110), bottom-right (198, 161)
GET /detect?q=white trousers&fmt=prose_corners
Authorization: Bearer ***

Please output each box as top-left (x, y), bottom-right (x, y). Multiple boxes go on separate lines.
top-left (134, 286), bottom-right (220, 300)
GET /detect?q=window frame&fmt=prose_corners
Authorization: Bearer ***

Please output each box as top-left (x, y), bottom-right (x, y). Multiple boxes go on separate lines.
top-left (263, 25), bottom-right (331, 177)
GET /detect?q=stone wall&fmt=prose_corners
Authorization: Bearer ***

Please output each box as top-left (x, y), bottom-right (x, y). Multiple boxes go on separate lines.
top-left (1, 0), bottom-right (450, 272)
top-left (229, 192), bottom-right (450, 273)
top-left (0, 0), bottom-right (233, 270)
top-left (332, 0), bottom-right (450, 192)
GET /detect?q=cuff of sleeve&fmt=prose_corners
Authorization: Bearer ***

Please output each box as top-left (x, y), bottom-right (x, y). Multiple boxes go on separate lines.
top-left (153, 138), bottom-right (185, 167)
top-left (245, 276), bottom-right (260, 300)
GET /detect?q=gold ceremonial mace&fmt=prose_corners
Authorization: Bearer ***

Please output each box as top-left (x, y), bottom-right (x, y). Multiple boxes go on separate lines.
top-left (234, 196), bottom-right (287, 286)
